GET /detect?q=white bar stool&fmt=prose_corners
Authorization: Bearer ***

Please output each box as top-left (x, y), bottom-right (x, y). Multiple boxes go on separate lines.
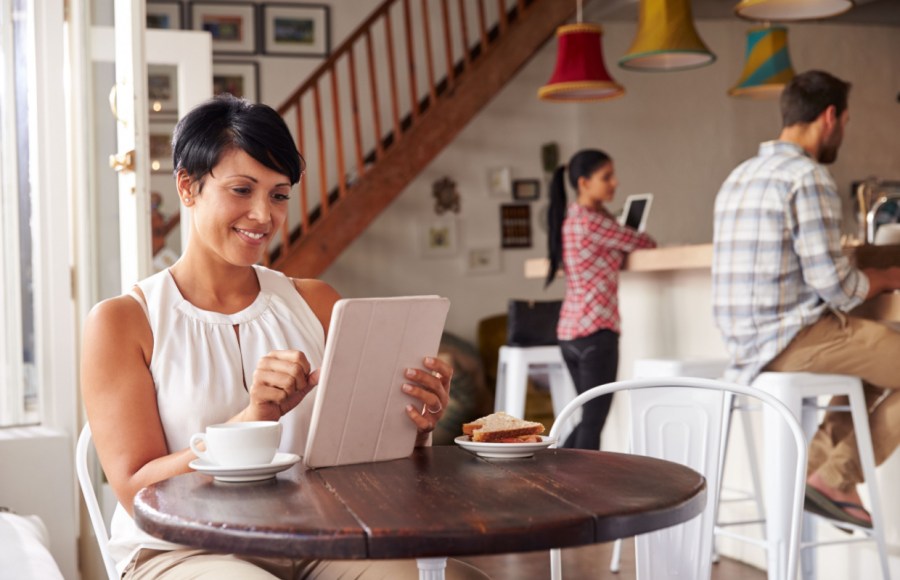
top-left (752, 372), bottom-right (890, 580)
top-left (494, 345), bottom-right (578, 441)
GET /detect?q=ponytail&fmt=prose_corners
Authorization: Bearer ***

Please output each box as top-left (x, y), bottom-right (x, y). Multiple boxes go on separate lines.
top-left (545, 165), bottom-right (567, 288)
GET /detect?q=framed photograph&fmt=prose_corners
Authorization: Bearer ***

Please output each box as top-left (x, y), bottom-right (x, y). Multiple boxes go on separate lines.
top-left (261, 3), bottom-right (330, 57)
top-left (512, 179), bottom-right (540, 202)
top-left (190, 2), bottom-right (257, 55)
top-left (213, 61), bottom-right (259, 102)
top-left (500, 204), bottom-right (532, 249)
top-left (466, 247), bottom-right (501, 275)
top-left (418, 218), bottom-right (458, 258)
top-left (148, 121), bottom-right (176, 173)
top-left (148, 1), bottom-right (183, 29)
top-left (487, 166), bottom-right (512, 198)
top-left (148, 65), bottom-right (178, 117)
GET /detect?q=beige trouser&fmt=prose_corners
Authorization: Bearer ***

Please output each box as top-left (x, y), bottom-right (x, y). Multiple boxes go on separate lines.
top-left (763, 311), bottom-right (900, 492)
top-left (122, 548), bottom-right (490, 580)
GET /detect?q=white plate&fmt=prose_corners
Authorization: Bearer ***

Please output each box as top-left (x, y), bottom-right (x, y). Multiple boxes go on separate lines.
top-left (454, 435), bottom-right (556, 459)
top-left (189, 452), bottom-right (301, 482)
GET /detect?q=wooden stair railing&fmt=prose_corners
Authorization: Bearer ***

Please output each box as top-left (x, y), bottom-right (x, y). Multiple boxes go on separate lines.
top-left (268, 0), bottom-right (577, 278)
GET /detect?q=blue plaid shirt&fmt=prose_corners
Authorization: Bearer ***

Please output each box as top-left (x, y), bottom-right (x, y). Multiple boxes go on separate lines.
top-left (712, 141), bottom-right (869, 384)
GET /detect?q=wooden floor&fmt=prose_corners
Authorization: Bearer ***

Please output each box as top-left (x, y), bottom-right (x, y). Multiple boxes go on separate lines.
top-left (458, 538), bottom-right (765, 579)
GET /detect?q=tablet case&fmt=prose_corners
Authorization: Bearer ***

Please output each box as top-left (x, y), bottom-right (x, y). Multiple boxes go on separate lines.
top-left (303, 296), bottom-right (451, 468)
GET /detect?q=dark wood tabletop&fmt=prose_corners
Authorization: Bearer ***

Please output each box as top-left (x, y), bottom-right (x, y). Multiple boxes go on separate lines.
top-left (134, 446), bottom-right (706, 561)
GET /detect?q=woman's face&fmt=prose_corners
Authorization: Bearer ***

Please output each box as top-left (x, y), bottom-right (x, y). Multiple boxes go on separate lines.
top-left (577, 161), bottom-right (617, 207)
top-left (180, 148), bottom-right (292, 267)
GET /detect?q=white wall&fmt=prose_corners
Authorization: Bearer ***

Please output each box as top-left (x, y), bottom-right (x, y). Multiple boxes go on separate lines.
top-left (320, 19), bottom-right (900, 344)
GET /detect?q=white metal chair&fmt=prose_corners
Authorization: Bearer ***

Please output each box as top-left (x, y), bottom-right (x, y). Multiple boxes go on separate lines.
top-left (76, 424), bottom-right (119, 580)
top-left (547, 377), bottom-right (806, 580)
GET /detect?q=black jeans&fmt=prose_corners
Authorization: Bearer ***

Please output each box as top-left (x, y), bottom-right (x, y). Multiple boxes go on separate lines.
top-left (558, 329), bottom-right (619, 450)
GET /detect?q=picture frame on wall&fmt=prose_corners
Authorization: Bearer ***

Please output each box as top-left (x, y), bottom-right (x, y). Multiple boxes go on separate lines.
top-left (512, 179), bottom-right (540, 201)
top-left (213, 61), bottom-right (260, 102)
top-left (190, 2), bottom-right (257, 55)
top-left (487, 166), bottom-right (512, 198)
top-left (149, 121), bottom-right (176, 173)
top-left (466, 247), bottom-right (501, 275)
top-left (418, 218), bottom-right (458, 258)
top-left (147, 1), bottom-right (183, 30)
top-left (261, 3), bottom-right (330, 57)
top-left (148, 64), bottom-right (178, 118)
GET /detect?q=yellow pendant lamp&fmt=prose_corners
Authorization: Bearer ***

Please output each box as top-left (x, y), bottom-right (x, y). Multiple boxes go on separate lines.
top-left (619, 0), bottom-right (716, 71)
top-left (735, 0), bottom-right (853, 22)
top-left (729, 25), bottom-right (796, 98)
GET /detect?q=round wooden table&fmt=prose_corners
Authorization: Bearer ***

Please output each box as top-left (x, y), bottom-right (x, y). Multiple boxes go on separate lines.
top-left (134, 446), bottom-right (706, 578)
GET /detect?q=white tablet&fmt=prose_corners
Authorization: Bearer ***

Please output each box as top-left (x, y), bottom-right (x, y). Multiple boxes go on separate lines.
top-left (618, 193), bottom-right (653, 232)
top-left (303, 296), bottom-right (451, 469)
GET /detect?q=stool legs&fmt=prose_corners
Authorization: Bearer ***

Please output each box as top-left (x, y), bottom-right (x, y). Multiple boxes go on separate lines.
top-left (494, 347), bottom-right (530, 416)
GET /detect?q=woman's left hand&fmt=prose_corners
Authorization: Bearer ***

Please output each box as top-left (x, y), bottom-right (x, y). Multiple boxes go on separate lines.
top-left (402, 356), bottom-right (453, 446)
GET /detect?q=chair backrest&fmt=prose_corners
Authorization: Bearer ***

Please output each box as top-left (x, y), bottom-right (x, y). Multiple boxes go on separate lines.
top-left (75, 424), bottom-right (119, 580)
top-left (548, 377), bottom-right (806, 580)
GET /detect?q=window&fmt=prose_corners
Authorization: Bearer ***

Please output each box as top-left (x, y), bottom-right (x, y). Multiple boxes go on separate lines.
top-left (0, 0), bottom-right (38, 426)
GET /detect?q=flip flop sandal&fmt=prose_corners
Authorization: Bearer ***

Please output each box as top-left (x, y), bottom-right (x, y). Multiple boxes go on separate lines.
top-left (804, 494), bottom-right (854, 535)
top-left (805, 486), bottom-right (873, 529)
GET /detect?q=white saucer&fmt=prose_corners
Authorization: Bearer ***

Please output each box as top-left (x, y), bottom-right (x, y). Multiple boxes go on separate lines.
top-left (189, 452), bottom-right (301, 482)
top-left (454, 435), bottom-right (556, 459)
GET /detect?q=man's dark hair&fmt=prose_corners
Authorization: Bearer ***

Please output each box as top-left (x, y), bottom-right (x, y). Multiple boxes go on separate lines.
top-left (172, 94), bottom-right (304, 186)
top-left (780, 70), bottom-right (851, 127)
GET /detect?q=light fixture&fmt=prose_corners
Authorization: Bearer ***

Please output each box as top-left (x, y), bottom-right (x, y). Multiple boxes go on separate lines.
top-left (729, 25), bottom-right (796, 98)
top-left (538, 24), bottom-right (625, 102)
top-left (537, 0), bottom-right (624, 102)
top-left (619, 0), bottom-right (716, 71)
top-left (735, 0), bottom-right (852, 22)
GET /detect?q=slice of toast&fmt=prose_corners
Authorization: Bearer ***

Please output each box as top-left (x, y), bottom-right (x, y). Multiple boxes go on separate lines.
top-left (463, 412), bottom-right (545, 443)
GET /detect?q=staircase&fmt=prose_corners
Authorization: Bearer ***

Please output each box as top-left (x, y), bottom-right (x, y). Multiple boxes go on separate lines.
top-left (268, 0), bottom-right (578, 278)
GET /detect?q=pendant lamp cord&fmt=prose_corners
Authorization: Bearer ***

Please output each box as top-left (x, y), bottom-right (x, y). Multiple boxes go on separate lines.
top-left (577, 0), bottom-right (582, 23)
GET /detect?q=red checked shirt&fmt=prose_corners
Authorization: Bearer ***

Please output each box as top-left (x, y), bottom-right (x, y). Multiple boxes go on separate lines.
top-left (557, 203), bottom-right (656, 340)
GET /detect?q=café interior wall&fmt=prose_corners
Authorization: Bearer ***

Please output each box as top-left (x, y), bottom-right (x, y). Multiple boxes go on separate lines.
top-left (321, 20), bottom-right (900, 345)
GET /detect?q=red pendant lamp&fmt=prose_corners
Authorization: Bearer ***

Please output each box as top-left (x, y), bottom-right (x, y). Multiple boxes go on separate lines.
top-left (537, 1), bottom-right (624, 103)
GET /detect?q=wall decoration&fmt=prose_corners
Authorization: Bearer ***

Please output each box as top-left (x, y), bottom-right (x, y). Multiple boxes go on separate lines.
top-left (261, 3), bottom-right (330, 57)
top-left (487, 166), bottom-right (512, 198)
top-left (148, 121), bottom-right (176, 173)
top-left (148, 65), bottom-right (178, 117)
top-left (432, 176), bottom-right (461, 215)
top-left (190, 2), bottom-right (257, 55)
top-left (500, 204), bottom-right (532, 249)
top-left (512, 179), bottom-right (540, 202)
top-left (213, 61), bottom-right (260, 102)
top-left (148, 1), bottom-right (183, 29)
top-left (466, 247), bottom-right (501, 275)
top-left (418, 218), bottom-right (458, 258)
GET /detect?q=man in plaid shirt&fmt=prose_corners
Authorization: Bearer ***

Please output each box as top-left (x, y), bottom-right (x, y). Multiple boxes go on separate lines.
top-left (713, 70), bottom-right (900, 528)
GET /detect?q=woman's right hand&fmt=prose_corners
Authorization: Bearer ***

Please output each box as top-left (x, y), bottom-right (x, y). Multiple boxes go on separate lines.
top-left (242, 350), bottom-right (318, 421)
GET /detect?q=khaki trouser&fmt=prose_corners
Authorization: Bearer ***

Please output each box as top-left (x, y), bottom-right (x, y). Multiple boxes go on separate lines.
top-left (123, 548), bottom-right (490, 579)
top-left (763, 311), bottom-right (900, 492)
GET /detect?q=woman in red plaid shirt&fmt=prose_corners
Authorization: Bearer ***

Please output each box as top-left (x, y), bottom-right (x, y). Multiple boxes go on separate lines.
top-left (546, 149), bottom-right (656, 449)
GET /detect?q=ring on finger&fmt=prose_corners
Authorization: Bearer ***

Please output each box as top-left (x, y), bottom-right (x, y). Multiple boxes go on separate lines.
top-left (422, 399), bottom-right (443, 415)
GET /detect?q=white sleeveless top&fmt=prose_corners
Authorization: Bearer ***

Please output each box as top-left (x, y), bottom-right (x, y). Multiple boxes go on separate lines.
top-left (107, 265), bottom-right (326, 573)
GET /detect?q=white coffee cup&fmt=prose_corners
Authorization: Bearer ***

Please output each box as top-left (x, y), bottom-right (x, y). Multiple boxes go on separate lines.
top-left (189, 421), bottom-right (282, 467)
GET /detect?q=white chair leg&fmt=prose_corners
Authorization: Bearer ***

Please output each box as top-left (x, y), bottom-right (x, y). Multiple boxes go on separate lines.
top-left (847, 389), bottom-right (891, 580)
top-left (496, 347), bottom-right (529, 417)
top-left (416, 557), bottom-right (446, 580)
top-left (550, 548), bottom-right (562, 580)
top-left (609, 538), bottom-right (622, 573)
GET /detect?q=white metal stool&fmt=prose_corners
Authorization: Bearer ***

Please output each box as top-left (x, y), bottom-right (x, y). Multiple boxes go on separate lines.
top-left (752, 372), bottom-right (890, 580)
top-left (494, 345), bottom-right (578, 441)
